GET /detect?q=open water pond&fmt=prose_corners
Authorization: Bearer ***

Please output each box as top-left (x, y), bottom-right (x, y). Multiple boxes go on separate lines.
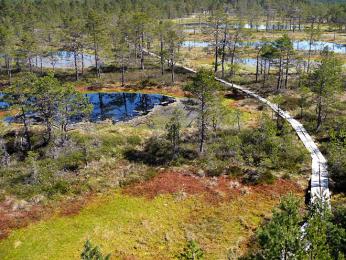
top-left (0, 92), bottom-right (175, 123)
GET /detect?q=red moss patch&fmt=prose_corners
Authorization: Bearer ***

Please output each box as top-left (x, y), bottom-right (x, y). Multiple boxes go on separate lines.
top-left (0, 194), bottom-right (93, 240)
top-left (0, 201), bottom-right (46, 240)
top-left (124, 172), bottom-right (207, 198)
top-left (124, 171), bottom-right (303, 204)
top-left (252, 179), bottom-right (302, 195)
top-left (58, 195), bottom-right (93, 217)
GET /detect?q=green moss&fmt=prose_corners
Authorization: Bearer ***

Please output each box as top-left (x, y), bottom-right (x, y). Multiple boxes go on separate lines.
top-left (221, 98), bottom-right (256, 126)
top-left (0, 192), bottom-right (280, 259)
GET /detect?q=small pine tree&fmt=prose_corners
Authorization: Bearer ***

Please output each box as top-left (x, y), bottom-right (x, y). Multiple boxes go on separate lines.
top-left (165, 108), bottom-right (182, 157)
top-left (81, 240), bottom-right (110, 260)
top-left (306, 198), bottom-right (346, 259)
top-left (184, 69), bottom-right (221, 154)
top-left (177, 240), bottom-right (204, 260)
top-left (257, 194), bottom-right (304, 259)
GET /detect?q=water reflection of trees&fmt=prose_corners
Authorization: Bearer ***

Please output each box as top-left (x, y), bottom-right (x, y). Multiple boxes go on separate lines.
top-left (88, 93), bottom-right (169, 122)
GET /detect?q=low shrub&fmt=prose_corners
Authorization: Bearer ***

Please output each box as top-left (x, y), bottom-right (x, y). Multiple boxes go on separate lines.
top-left (204, 160), bottom-right (228, 177)
top-left (43, 179), bottom-right (70, 197)
top-left (242, 169), bottom-right (276, 185)
top-left (99, 136), bottom-right (124, 157)
top-left (327, 120), bottom-right (346, 192)
top-left (126, 135), bottom-right (142, 146)
top-left (177, 240), bottom-right (204, 260)
top-left (140, 78), bottom-right (158, 88)
top-left (177, 148), bottom-right (199, 161)
top-left (282, 172), bottom-right (291, 180)
top-left (124, 137), bottom-right (173, 166)
top-left (81, 240), bottom-right (111, 260)
top-left (333, 205), bottom-right (346, 231)
top-left (100, 134), bottom-right (125, 147)
top-left (57, 151), bottom-right (86, 171)
top-left (224, 164), bottom-right (243, 176)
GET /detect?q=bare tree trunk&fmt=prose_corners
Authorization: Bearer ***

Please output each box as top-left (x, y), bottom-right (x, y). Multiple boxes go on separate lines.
top-left (263, 59), bottom-right (267, 87)
top-left (260, 57), bottom-right (263, 74)
top-left (214, 23), bottom-right (219, 72)
top-left (221, 24), bottom-right (228, 78)
top-left (28, 57), bottom-right (32, 72)
top-left (121, 54), bottom-right (125, 87)
top-left (307, 21), bottom-right (314, 74)
top-left (81, 48), bottom-right (84, 75)
top-left (5, 55), bottom-right (12, 83)
top-left (230, 34), bottom-right (238, 76)
top-left (255, 51), bottom-right (260, 83)
top-left (171, 49), bottom-right (175, 83)
top-left (284, 53), bottom-right (289, 88)
top-left (160, 35), bottom-right (164, 75)
top-left (74, 50), bottom-right (79, 81)
top-left (316, 96), bottom-right (323, 131)
top-left (21, 106), bottom-right (31, 150)
top-left (277, 56), bottom-right (283, 90)
top-left (316, 84), bottom-right (324, 131)
top-left (140, 32), bottom-right (145, 70)
top-left (40, 56), bottom-right (43, 75)
top-left (93, 28), bottom-right (100, 78)
top-left (95, 44), bottom-right (100, 78)
top-left (199, 95), bottom-right (206, 154)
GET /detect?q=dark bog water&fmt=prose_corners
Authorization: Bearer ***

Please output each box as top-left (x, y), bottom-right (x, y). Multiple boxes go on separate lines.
top-left (0, 92), bottom-right (175, 123)
top-left (87, 92), bottom-right (174, 122)
top-left (0, 93), bottom-right (8, 109)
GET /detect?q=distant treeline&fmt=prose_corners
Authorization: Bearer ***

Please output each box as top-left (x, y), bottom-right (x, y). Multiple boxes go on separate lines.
top-left (0, 0), bottom-right (345, 82)
top-left (0, 0), bottom-right (346, 21)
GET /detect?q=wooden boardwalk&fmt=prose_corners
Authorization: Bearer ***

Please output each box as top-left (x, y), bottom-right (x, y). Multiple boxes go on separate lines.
top-left (215, 78), bottom-right (330, 205)
top-left (145, 50), bottom-right (330, 205)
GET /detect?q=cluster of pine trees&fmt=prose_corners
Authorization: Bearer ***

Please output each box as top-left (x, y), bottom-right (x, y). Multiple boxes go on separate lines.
top-left (244, 195), bottom-right (346, 260)
top-left (1, 0), bottom-right (346, 82)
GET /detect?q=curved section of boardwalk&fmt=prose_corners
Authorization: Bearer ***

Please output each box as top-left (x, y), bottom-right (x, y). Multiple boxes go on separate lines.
top-left (215, 78), bottom-right (330, 205)
top-left (145, 50), bottom-right (330, 205)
